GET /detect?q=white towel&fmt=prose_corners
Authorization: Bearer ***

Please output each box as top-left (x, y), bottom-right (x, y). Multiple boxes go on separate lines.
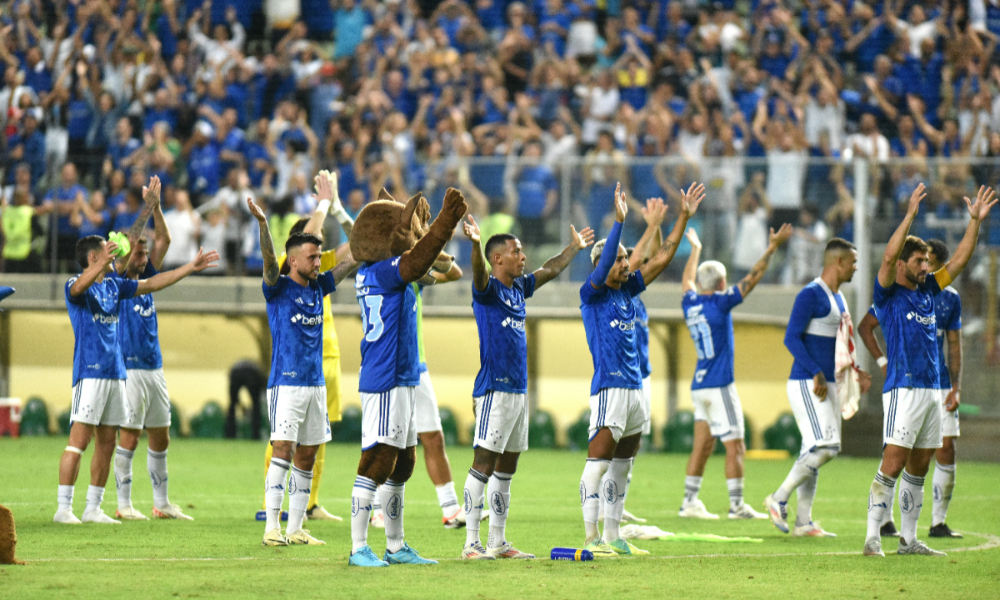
top-left (836, 308), bottom-right (861, 420)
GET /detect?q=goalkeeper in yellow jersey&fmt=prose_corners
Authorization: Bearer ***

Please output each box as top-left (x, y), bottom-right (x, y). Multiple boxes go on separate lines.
top-left (255, 170), bottom-right (353, 522)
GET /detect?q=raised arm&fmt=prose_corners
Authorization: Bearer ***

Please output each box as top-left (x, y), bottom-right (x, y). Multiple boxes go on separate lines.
top-left (590, 182), bottom-right (628, 289)
top-left (629, 197), bottom-right (667, 268)
top-left (399, 189), bottom-right (468, 283)
top-left (738, 223), bottom-right (792, 297)
top-left (149, 200), bottom-right (171, 271)
top-left (328, 251), bottom-right (359, 286)
top-left (878, 182), bottom-right (925, 288)
top-left (533, 224), bottom-right (595, 288)
top-left (135, 247), bottom-right (220, 295)
top-left (640, 183), bottom-right (706, 285)
top-left (462, 214), bottom-right (489, 292)
top-left (944, 329), bottom-right (962, 411)
top-left (117, 176), bottom-right (163, 274)
top-left (69, 241), bottom-right (119, 297)
top-left (944, 185), bottom-right (998, 280)
top-left (680, 227), bottom-right (701, 293)
top-left (247, 197), bottom-right (279, 286)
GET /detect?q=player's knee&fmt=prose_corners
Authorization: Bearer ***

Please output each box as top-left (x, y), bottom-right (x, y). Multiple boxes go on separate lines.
top-left (390, 447), bottom-right (417, 483)
top-left (419, 430), bottom-right (444, 453)
top-left (358, 445), bottom-right (397, 485)
top-left (496, 452), bottom-right (520, 475)
top-left (814, 446), bottom-right (839, 466)
top-left (271, 440), bottom-right (295, 462)
top-left (724, 438), bottom-right (745, 456)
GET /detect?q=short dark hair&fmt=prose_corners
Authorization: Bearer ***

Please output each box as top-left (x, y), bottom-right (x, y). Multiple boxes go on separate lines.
top-left (824, 238), bottom-right (856, 254)
top-left (76, 235), bottom-right (106, 269)
top-left (900, 235), bottom-right (929, 263)
top-left (285, 232), bottom-right (323, 253)
top-left (925, 238), bottom-right (949, 265)
top-left (484, 233), bottom-right (517, 263)
top-left (127, 186), bottom-right (143, 203)
top-left (288, 217), bottom-right (311, 237)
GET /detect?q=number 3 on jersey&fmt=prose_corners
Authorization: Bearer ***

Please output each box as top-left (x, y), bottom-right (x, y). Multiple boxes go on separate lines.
top-left (360, 295), bottom-right (384, 341)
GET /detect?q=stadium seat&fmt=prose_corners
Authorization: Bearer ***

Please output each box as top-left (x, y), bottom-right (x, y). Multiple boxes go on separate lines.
top-left (764, 413), bottom-right (802, 454)
top-left (439, 407), bottom-right (459, 447)
top-left (20, 397), bottom-right (49, 436)
top-left (58, 410), bottom-right (71, 435)
top-left (662, 410), bottom-right (695, 453)
top-left (190, 401), bottom-right (225, 439)
top-left (528, 409), bottom-right (557, 449)
top-left (330, 406), bottom-right (362, 443)
top-left (566, 409), bottom-right (591, 451)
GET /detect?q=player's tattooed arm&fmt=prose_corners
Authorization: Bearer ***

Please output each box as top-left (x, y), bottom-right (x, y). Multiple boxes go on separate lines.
top-left (117, 176), bottom-right (163, 274)
top-left (462, 214), bottom-right (489, 292)
top-left (629, 198), bottom-right (667, 269)
top-left (247, 197), bottom-right (280, 286)
top-left (641, 183), bottom-right (705, 285)
top-left (738, 223), bottom-right (792, 297)
top-left (329, 251), bottom-right (359, 286)
top-left (681, 227), bottom-right (701, 293)
top-left (879, 182), bottom-right (925, 288)
top-left (945, 329), bottom-right (962, 411)
top-left (534, 224), bottom-right (595, 289)
top-left (944, 185), bottom-right (998, 280)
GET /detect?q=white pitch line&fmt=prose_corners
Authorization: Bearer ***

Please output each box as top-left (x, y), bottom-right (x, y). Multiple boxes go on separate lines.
top-left (27, 532), bottom-right (999, 563)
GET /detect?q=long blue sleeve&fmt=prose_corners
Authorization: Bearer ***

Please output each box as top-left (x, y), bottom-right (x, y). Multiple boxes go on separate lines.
top-left (589, 220), bottom-right (623, 288)
top-left (784, 287), bottom-right (823, 377)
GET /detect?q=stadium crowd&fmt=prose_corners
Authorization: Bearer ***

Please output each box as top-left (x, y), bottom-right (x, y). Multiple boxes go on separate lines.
top-left (2, 0), bottom-right (1000, 280)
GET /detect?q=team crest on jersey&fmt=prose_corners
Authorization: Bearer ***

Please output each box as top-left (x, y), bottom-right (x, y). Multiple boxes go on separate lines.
top-left (386, 494), bottom-right (401, 519)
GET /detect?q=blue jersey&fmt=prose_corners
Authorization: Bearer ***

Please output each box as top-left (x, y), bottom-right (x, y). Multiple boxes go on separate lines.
top-left (634, 295), bottom-right (652, 378)
top-left (580, 271), bottom-right (647, 395)
top-left (784, 278), bottom-right (847, 381)
top-left (683, 285), bottom-right (744, 389)
top-left (65, 275), bottom-right (139, 386)
top-left (263, 272), bottom-right (337, 388)
top-left (934, 287), bottom-right (961, 389)
top-left (873, 271), bottom-right (947, 391)
top-left (356, 258), bottom-right (420, 393)
top-left (117, 263), bottom-right (162, 370)
top-left (472, 274), bottom-right (537, 397)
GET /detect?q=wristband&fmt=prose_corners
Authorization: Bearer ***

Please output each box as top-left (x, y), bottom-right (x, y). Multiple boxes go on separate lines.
top-left (876, 357), bottom-right (888, 368)
top-left (315, 199), bottom-right (331, 215)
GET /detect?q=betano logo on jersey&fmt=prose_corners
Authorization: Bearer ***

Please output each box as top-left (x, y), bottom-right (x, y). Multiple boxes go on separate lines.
top-left (609, 319), bottom-right (635, 331)
top-left (91, 313), bottom-right (118, 324)
top-left (500, 316), bottom-right (525, 330)
top-left (290, 313), bottom-right (323, 326)
top-left (906, 312), bottom-right (936, 326)
top-left (133, 304), bottom-right (155, 318)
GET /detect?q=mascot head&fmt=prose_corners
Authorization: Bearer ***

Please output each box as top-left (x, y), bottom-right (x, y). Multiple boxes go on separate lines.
top-left (349, 188), bottom-right (432, 263)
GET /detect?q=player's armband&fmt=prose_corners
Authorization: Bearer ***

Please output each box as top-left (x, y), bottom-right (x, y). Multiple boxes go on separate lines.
top-left (932, 268), bottom-right (953, 289)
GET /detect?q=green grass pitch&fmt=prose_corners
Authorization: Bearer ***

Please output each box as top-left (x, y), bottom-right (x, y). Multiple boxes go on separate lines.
top-left (2, 437), bottom-right (999, 599)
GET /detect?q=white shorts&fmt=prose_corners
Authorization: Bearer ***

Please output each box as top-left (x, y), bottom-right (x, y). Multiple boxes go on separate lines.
top-left (361, 386), bottom-right (418, 450)
top-left (787, 379), bottom-right (841, 453)
top-left (267, 386), bottom-right (332, 446)
top-left (589, 387), bottom-right (647, 443)
top-left (883, 387), bottom-right (942, 449)
top-left (691, 383), bottom-right (745, 442)
top-left (940, 389), bottom-right (960, 438)
top-left (123, 369), bottom-right (171, 430)
top-left (473, 390), bottom-right (529, 453)
top-left (71, 378), bottom-right (126, 427)
top-left (414, 371), bottom-right (443, 434)
top-left (641, 377), bottom-right (651, 435)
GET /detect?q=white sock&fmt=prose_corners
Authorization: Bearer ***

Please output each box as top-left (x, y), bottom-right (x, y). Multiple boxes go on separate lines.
top-left (795, 473), bottom-right (817, 527)
top-left (581, 459), bottom-right (610, 543)
top-left (603, 458), bottom-right (631, 542)
top-left (85, 485), bottom-right (105, 514)
top-left (436, 482), bottom-right (460, 519)
top-left (931, 462), bottom-right (955, 526)
top-left (899, 470), bottom-right (925, 544)
top-left (727, 477), bottom-right (745, 511)
top-left (351, 476), bottom-right (376, 553)
top-left (371, 492), bottom-right (383, 519)
top-left (264, 457), bottom-right (290, 531)
top-left (148, 449), bottom-right (169, 508)
top-left (114, 447), bottom-right (134, 509)
top-left (866, 470), bottom-right (897, 539)
top-left (624, 463), bottom-right (633, 509)
top-left (286, 466), bottom-right (313, 535)
top-left (379, 479), bottom-right (405, 554)
top-left (882, 480), bottom-right (897, 526)
top-left (464, 468), bottom-right (488, 546)
top-left (775, 447), bottom-right (837, 503)
top-left (487, 472), bottom-right (513, 549)
top-left (58, 484), bottom-right (74, 512)
top-left (683, 475), bottom-right (702, 505)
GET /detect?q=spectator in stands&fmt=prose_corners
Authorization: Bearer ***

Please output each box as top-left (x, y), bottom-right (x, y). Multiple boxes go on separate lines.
top-left (509, 139), bottom-right (558, 246)
top-left (162, 190), bottom-right (201, 271)
top-left (42, 163), bottom-right (87, 267)
top-left (753, 95), bottom-right (808, 214)
top-left (733, 171), bottom-right (771, 281)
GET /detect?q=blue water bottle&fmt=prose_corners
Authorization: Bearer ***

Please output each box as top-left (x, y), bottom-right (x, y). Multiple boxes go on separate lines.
top-left (550, 547), bottom-right (594, 561)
